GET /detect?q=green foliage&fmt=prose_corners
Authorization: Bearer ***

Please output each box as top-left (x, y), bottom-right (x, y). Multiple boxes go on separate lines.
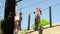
top-left (0, 19), bottom-right (4, 34)
top-left (39, 18), bottom-right (50, 27)
top-left (32, 18), bottom-right (50, 28)
top-left (20, 29), bottom-right (28, 34)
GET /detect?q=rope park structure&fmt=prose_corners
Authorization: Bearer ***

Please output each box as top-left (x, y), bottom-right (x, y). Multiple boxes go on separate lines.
top-left (14, 7), bottom-right (42, 30)
top-left (14, 6), bottom-right (53, 34)
top-left (1, 0), bottom-right (60, 34)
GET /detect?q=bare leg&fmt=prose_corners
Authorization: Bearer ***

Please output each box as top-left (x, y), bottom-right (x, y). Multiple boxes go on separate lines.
top-left (14, 28), bottom-right (18, 34)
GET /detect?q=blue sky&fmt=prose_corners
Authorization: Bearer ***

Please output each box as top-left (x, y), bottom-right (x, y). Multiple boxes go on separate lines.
top-left (0, 0), bottom-right (60, 29)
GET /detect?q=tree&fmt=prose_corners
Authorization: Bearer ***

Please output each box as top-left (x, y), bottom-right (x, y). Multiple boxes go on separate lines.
top-left (32, 18), bottom-right (50, 28)
top-left (4, 0), bottom-right (16, 34)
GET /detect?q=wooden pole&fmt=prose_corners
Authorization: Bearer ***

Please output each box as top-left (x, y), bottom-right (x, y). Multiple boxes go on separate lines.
top-left (49, 6), bottom-right (52, 27)
top-left (28, 13), bottom-right (30, 30)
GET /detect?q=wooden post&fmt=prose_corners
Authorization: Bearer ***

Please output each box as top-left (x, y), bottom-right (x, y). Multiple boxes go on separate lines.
top-left (28, 13), bottom-right (30, 30)
top-left (49, 6), bottom-right (52, 27)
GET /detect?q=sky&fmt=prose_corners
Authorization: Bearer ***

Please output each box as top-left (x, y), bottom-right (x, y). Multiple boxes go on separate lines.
top-left (0, 0), bottom-right (60, 29)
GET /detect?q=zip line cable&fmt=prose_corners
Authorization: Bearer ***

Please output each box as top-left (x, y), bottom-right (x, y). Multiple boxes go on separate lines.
top-left (1, 0), bottom-right (60, 15)
top-left (20, 0), bottom-right (60, 10)
top-left (42, 3), bottom-right (60, 11)
top-left (20, 0), bottom-right (58, 9)
top-left (20, 0), bottom-right (47, 9)
top-left (51, 3), bottom-right (60, 8)
top-left (20, 3), bottom-right (60, 15)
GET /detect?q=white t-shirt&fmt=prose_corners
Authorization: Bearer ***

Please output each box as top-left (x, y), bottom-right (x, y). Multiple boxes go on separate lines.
top-left (15, 16), bottom-right (19, 21)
